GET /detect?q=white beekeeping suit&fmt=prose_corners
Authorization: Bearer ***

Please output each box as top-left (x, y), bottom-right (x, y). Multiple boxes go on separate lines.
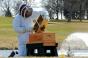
top-left (12, 3), bottom-right (40, 56)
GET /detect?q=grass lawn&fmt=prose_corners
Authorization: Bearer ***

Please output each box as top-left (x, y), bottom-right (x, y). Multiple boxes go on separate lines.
top-left (0, 16), bottom-right (88, 49)
top-left (0, 17), bottom-right (17, 49)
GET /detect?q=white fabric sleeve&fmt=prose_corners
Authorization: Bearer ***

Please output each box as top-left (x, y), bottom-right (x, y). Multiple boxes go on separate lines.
top-left (12, 16), bottom-right (26, 33)
top-left (25, 23), bottom-right (34, 32)
top-left (24, 11), bottom-right (40, 32)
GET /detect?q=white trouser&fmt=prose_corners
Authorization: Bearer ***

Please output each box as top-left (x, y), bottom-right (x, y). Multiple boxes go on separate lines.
top-left (18, 32), bottom-right (30, 56)
top-left (18, 44), bottom-right (27, 56)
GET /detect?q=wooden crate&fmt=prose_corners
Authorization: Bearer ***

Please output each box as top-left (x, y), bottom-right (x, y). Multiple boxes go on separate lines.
top-left (27, 33), bottom-right (56, 46)
top-left (42, 33), bottom-right (56, 46)
top-left (28, 33), bottom-right (43, 44)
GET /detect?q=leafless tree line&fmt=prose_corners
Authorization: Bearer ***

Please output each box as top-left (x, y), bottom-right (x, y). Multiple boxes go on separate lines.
top-left (43, 0), bottom-right (88, 22)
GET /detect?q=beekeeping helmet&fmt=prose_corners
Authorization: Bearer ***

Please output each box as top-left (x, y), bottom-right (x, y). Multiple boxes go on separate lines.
top-left (19, 3), bottom-right (33, 18)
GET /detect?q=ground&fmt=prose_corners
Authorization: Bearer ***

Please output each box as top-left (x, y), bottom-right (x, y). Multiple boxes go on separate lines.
top-left (0, 16), bottom-right (88, 49)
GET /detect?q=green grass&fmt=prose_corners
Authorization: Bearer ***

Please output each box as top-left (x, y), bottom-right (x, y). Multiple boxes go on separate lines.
top-left (0, 16), bottom-right (88, 49)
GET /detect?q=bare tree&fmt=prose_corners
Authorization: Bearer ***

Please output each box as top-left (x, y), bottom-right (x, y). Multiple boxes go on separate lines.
top-left (42, 0), bottom-right (54, 19)
top-left (13, 1), bottom-right (23, 15)
top-left (64, 0), bottom-right (78, 22)
top-left (0, 0), bottom-right (24, 17)
top-left (43, 0), bottom-right (88, 22)
top-left (13, 0), bottom-right (31, 16)
top-left (64, 0), bottom-right (87, 22)
top-left (0, 0), bottom-right (12, 17)
top-left (43, 0), bottom-right (62, 20)
top-left (85, 0), bottom-right (88, 19)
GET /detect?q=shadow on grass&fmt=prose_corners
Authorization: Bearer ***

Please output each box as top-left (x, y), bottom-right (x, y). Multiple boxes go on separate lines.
top-left (0, 47), bottom-right (18, 50)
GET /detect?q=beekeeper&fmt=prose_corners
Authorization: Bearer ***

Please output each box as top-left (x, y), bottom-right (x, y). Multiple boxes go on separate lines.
top-left (12, 3), bottom-right (40, 56)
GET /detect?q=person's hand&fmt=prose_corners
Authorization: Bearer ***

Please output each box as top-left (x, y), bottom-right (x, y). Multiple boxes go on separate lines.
top-left (33, 19), bottom-right (36, 23)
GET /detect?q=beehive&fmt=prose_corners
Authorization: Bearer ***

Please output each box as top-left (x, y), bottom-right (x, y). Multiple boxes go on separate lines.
top-left (27, 33), bottom-right (56, 46)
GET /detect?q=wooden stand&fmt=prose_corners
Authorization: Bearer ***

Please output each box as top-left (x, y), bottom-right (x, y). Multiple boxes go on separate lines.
top-left (26, 43), bottom-right (58, 56)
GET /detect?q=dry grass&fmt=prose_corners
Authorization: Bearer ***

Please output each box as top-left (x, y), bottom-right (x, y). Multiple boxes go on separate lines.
top-left (47, 22), bottom-right (88, 42)
top-left (0, 17), bottom-right (18, 49)
top-left (1, 17), bottom-right (88, 49)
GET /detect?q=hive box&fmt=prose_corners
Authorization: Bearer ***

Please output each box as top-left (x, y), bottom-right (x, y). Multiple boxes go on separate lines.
top-left (27, 33), bottom-right (56, 46)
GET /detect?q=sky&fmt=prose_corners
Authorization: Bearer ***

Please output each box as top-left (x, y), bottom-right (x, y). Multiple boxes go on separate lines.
top-left (34, 0), bottom-right (41, 3)
top-left (30, 0), bottom-right (42, 7)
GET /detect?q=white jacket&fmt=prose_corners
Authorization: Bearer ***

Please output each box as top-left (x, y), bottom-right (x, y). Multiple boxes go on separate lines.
top-left (12, 11), bottom-right (40, 45)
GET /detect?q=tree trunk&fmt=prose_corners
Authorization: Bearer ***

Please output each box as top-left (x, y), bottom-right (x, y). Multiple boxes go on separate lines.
top-left (87, 10), bottom-right (88, 19)
top-left (56, 0), bottom-right (59, 20)
top-left (67, 13), bottom-right (71, 22)
top-left (56, 12), bottom-right (59, 20)
top-left (79, 0), bottom-right (82, 22)
top-left (5, 7), bottom-right (12, 17)
top-left (49, 12), bottom-right (52, 19)
top-left (61, 10), bottom-right (63, 19)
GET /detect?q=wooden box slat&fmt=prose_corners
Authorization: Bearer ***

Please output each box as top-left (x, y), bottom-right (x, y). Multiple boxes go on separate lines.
top-left (27, 33), bottom-right (56, 46)
top-left (42, 33), bottom-right (56, 46)
top-left (28, 33), bottom-right (43, 44)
